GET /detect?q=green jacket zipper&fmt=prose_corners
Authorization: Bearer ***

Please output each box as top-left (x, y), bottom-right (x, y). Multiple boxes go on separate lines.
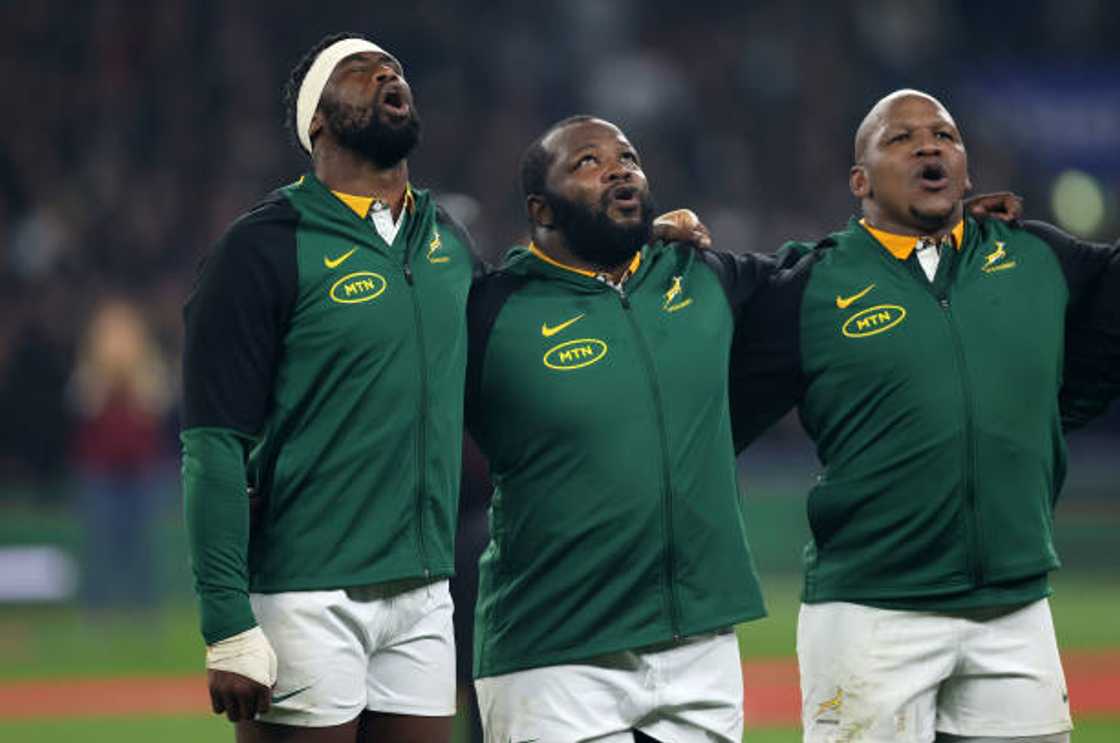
top-left (403, 257), bottom-right (430, 576)
top-left (900, 245), bottom-right (982, 584)
top-left (936, 294), bottom-right (983, 585)
top-left (899, 251), bottom-right (984, 586)
top-left (614, 287), bottom-right (681, 639)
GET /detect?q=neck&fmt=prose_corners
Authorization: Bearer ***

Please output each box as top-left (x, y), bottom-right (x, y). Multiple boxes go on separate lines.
top-left (533, 231), bottom-right (632, 282)
top-left (862, 201), bottom-right (962, 241)
top-left (314, 144), bottom-right (409, 219)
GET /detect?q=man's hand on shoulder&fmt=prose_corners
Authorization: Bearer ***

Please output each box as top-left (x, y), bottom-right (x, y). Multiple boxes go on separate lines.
top-left (206, 625), bottom-right (277, 722)
top-left (965, 191), bottom-right (1023, 223)
top-left (653, 209), bottom-right (713, 249)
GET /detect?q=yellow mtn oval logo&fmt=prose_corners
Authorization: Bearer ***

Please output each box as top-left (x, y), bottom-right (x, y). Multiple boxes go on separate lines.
top-left (330, 271), bottom-right (387, 304)
top-left (543, 338), bottom-right (608, 371)
top-left (842, 304), bottom-right (907, 338)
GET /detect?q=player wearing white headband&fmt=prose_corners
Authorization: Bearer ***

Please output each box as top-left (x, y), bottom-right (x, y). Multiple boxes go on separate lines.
top-left (182, 32), bottom-right (472, 743)
top-left (183, 30), bottom-right (714, 743)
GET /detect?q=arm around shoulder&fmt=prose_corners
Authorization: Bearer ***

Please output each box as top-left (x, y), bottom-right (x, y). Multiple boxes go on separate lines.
top-left (1022, 221), bottom-right (1120, 429)
top-left (728, 246), bottom-right (816, 451)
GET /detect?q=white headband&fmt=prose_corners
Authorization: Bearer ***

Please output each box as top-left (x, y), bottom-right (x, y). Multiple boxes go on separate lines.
top-left (296, 38), bottom-right (388, 154)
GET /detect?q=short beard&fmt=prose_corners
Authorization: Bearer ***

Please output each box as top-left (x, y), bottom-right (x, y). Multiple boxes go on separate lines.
top-left (320, 96), bottom-right (422, 169)
top-left (545, 188), bottom-right (656, 271)
top-left (908, 203), bottom-right (959, 233)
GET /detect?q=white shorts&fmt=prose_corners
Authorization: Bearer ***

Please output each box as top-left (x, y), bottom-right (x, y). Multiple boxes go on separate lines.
top-left (250, 578), bottom-right (456, 727)
top-left (798, 599), bottom-right (1072, 742)
top-left (474, 630), bottom-right (743, 743)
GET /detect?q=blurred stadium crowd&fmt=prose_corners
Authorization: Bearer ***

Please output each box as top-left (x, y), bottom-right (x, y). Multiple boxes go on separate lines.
top-left (1, 0), bottom-right (1118, 491)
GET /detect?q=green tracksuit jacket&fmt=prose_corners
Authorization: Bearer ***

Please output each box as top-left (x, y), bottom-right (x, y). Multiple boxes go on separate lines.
top-left (181, 173), bottom-right (475, 643)
top-left (730, 217), bottom-right (1120, 610)
top-left (465, 242), bottom-right (772, 678)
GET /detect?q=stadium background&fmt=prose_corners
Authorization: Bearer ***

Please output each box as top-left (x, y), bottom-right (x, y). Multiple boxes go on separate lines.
top-left (0, 1), bottom-right (1117, 740)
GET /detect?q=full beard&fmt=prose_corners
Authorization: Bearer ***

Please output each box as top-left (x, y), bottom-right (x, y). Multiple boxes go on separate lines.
top-left (546, 188), bottom-right (656, 271)
top-left (321, 96), bottom-right (422, 169)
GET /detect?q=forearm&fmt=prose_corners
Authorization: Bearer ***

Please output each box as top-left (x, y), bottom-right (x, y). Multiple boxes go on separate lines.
top-left (182, 427), bottom-right (257, 644)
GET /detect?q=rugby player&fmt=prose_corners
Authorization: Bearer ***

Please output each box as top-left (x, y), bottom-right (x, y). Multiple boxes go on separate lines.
top-left (465, 115), bottom-right (789, 742)
top-left (182, 34), bottom-right (713, 743)
top-left (730, 89), bottom-right (1120, 743)
top-left (183, 32), bottom-right (477, 743)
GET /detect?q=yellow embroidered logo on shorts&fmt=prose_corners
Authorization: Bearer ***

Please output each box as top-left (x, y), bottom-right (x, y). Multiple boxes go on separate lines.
top-left (663, 275), bottom-right (693, 313)
top-left (842, 304), bottom-right (906, 338)
top-left (543, 338), bottom-right (608, 371)
top-left (815, 687), bottom-right (844, 718)
top-left (981, 241), bottom-right (1016, 273)
top-left (330, 271), bottom-right (387, 304)
top-left (427, 227), bottom-right (449, 264)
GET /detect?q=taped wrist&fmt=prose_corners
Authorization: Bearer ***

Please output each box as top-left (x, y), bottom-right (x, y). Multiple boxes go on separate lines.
top-left (205, 626), bottom-right (278, 687)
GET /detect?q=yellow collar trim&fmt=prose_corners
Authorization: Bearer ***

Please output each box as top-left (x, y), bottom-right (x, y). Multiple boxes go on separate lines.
top-left (860, 218), bottom-right (965, 260)
top-left (332, 183), bottom-right (415, 219)
top-left (528, 242), bottom-right (642, 280)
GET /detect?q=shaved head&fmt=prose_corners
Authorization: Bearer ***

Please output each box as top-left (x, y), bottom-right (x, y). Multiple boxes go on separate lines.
top-left (854, 89), bottom-right (955, 163)
top-left (849, 88), bottom-right (970, 235)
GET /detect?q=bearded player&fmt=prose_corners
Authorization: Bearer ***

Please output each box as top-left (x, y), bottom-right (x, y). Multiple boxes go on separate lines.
top-left (182, 32), bottom-right (476, 743)
top-left (183, 32), bottom-right (713, 743)
top-left (464, 115), bottom-right (776, 742)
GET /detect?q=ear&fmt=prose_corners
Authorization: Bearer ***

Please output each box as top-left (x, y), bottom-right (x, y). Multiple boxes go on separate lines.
top-left (527, 195), bottom-right (554, 229)
top-left (308, 111), bottom-right (325, 145)
top-left (963, 170), bottom-right (974, 194)
top-left (850, 165), bottom-right (870, 199)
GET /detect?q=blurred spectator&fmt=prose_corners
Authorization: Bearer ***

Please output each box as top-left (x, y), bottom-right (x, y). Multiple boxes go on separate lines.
top-left (68, 299), bottom-right (173, 609)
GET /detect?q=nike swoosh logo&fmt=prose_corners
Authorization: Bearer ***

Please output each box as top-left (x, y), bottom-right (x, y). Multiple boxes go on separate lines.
top-left (836, 283), bottom-right (875, 309)
top-left (270, 684), bottom-right (313, 704)
top-left (541, 314), bottom-right (585, 337)
top-left (324, 247), bottom-right (358, 269)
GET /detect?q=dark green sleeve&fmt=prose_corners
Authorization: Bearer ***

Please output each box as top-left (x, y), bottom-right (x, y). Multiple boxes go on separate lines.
top-left (728, 243), bottom-right (817, 452)
top-left (464, 270), bottom-right (526, 436)
top-left (180, 193), bottom-right (298, 643)
top-left (182, 427), bottom-right (257, 644)
top-left (1023, 221), bottom-right (1120, 430)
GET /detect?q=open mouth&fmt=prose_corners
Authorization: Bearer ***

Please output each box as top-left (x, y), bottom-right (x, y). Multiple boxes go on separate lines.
top-left (917, 162), bottom-right (948, 190)
top-left (608, 185), bottom-right (640, 208)
top-left (379, 83), bottom-right (411, 118)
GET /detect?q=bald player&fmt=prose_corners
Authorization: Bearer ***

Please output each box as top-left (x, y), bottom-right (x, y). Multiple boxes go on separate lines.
top-left (729, 89), bottom-right (1120, 742)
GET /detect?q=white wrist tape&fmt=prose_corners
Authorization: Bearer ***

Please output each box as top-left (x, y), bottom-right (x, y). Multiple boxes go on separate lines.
top-left (296, 38), bottom-right (387, 154)
top-left (206, 626), bottom-right (278, 687)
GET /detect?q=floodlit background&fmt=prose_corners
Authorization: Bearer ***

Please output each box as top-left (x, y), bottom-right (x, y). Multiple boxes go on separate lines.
top-left (1, 1), bottom-right (1117, 740)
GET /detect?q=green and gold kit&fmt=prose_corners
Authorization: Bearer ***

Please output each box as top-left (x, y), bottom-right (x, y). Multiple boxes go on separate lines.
top-left (466, 242), bottom-right (776, 678)
top-left (731, 217), bottom-right (1120, 611)
top-left (181, 173), bottom-right (475, 643)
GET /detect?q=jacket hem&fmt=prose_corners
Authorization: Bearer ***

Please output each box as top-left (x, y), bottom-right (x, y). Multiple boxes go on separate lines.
top-left (802, 565), bottom-right (1057, 607)
top-left (250, 564), bottom-right (454, 594)
top-left (474, 605), bottom-right (766, 679)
